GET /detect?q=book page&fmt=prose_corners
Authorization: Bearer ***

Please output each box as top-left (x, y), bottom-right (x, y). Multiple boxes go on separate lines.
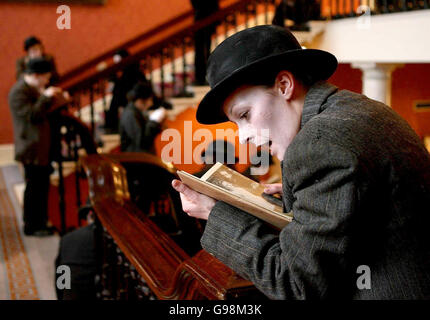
top-left (201, 163), bottom-right (284, 214)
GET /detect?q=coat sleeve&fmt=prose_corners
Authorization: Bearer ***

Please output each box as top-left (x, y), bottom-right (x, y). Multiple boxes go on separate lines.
top-left (141, 120), bottom-right (161, 151)
top-left (16, 58), bottom-right (25, 80)
top-left (201, 134), bottom-right (361, 299)
top-left (9, 88), bottom-right (53, 124)
top-left (122, 110), bottom-right (143, 151)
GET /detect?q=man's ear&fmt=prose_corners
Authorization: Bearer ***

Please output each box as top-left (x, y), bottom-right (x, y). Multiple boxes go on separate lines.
top-left (275, 70), bottom-right (295, 100)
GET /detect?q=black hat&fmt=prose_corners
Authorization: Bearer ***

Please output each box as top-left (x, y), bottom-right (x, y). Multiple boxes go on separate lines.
top-left (127, 82), bottom-right (154, 102)
top-left (25, 57), bottom-right (52, 74)
top-left (196, 25), bottom-right (338, 124)
top-left (24, 36), bottom-right (41, 51)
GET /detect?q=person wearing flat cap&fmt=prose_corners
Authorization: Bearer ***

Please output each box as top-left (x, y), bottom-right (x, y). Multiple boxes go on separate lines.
top-left (9, 57), bottom-right (67, 236)
top-left (172, 25), bottom-right (430, 299)
top-left (119, 82), bottom-right (166, 153)
top-left (16, 36), bottom-right (59, 85)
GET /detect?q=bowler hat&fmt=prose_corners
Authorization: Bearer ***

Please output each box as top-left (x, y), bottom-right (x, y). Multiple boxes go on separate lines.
top-left (196, 25), bottom-right (338, 124)
top-left (24, 36), bottom-right (41, 51)
top-left (25, 57), bottom-right (52, 74)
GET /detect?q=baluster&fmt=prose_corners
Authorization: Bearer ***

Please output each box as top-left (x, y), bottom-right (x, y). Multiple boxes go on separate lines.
top-left (245, 4), bottom-right (249, 28)
top-left (75, 92), bottom-right (82, 119)
top-left (177, 38), bottom-right (193, 97)
top-left (182, 39), bottom-right (188, 95)
top-left (89, 86), bottom-right (95, 136)
top-left (160, 51), bottom-right (165, 99)
top-left (73, 131), bottom-right (82, 224)
top-left (338, 0), bottom-right (344, 17)
top-left (170, 45), bottom-right (177, 97)
top-left (227, 14), bottom-right (237, 34)
top-left (248, 2), bottom-right (256, 27)
top-left (380, 0), bottom-right (389, 12)
top-left (348, 0), bottom-right (355, 16)
top-left (58, 153), bottom-right (66, 235)
top-left (100, 79), bottom-right (107, 115)
top-left (148, 55), bottom-right (153, 84)
top-left (224, 17), bottom-right (230, 39)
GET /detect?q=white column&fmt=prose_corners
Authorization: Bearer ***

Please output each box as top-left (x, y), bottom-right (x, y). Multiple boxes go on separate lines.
top-left (352, 63), bottom-right (402, 107)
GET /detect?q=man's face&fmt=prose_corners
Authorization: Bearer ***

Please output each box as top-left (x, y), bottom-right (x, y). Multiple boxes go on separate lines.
top-left (32, 72), bottom-right (51, 88)
top-left (134, 97), bottom-right (153, 112)
top-left (27, 44), bottom-right (43, 58)
top-left (222, 85), bottom-right (302, 161)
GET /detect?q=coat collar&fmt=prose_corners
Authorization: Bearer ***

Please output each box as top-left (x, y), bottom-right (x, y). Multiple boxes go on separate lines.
top-left (300, 81), bottom-right (338, 129)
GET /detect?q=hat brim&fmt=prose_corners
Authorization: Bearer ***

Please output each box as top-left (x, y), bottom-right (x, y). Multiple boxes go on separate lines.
top-left (196, 49), bottom-right (338, 125)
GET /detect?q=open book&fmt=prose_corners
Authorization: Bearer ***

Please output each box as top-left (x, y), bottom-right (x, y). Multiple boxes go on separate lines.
top-left (177, 162), bottom-right (293, 229)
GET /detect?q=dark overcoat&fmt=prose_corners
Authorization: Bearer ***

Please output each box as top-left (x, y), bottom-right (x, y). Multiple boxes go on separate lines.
top-left (9, 79), bottom-right (53, 166)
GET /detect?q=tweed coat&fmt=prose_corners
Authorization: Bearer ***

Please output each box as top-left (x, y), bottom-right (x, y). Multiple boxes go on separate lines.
top-left (8, 79), bottom-right (53, 166)
top-left (119, 103), bottom-right (161, 153)
top-left (201, 81), bottom-right (430, 299)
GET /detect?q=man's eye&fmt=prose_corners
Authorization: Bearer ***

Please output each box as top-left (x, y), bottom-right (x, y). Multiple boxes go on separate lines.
top-left (240, 111), bottom-right (249, 120)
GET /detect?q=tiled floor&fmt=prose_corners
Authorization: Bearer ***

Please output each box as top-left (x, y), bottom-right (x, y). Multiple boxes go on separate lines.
top-left (0, 165), bottom-right (60, 300)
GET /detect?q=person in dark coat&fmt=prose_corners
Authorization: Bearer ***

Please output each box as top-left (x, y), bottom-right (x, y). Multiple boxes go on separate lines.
top-left (191, 0), bottom-right (219, 85)
top-left (9, 57), bottom-right (66, 236)
top-left (16, 36), bottom-right (60, 85)
top-left (172, 25), bottom-right (430, 299)
top-left (272, 0), bottom-right (316, 31)
top-left (104, 49), bottom-right (147, 133)
top-left (55, 223), bottom-right (97, 300)
top-left (119, 82), bottom-right (166, 153)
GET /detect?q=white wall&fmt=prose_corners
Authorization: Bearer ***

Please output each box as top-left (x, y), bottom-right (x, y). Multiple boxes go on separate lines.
top-left (311, 10), bottom-right (430, 63)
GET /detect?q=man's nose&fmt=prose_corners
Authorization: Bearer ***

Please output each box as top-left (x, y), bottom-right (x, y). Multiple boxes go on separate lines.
top-left (238, 128), bottom-right (251, 145)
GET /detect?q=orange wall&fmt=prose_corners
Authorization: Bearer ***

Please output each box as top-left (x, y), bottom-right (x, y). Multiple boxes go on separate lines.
top-left (1, 0), bottom-right (429, 143)
top-left (329, 63), bottom-right (430, 138)
top-left (0, 0), bottom-right (192, 144)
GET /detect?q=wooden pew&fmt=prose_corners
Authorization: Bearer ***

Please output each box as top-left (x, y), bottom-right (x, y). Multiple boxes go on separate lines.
top-left (81, 153), bottom-right (265, 300)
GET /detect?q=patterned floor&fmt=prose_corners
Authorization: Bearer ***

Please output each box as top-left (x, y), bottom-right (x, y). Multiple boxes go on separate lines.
top-left (0, 165), bottom-right (59, 300)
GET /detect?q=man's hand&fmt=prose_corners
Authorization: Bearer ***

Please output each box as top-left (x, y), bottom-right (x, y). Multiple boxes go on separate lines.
top-left (43, 86), bottom-right (62, 98)
top-left (263, 183), bottom-right (282, 194)
top-left (171, 179), bottom-right (216, 220)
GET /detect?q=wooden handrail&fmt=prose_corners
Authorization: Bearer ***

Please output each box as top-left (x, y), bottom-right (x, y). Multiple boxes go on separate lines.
top-left (59, 0), bottom-right (248, 85)
top-left (60, 0), bottom-right (268, 92)
top-left (59, 10), bottom-right (195, 84)
top-left (81, 153), bottom-right (263, 299)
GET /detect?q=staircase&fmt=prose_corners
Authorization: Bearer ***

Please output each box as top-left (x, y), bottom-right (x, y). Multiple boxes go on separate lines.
top-left (64, 0), bottom-right (332, 152)
top-left (47, 0), bottom-right (429, 234)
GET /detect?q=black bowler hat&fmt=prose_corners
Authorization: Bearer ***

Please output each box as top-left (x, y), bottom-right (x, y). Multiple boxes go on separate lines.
top-left (25, 57), bottom-right (52, 74)
top-left (196, 25), bottom-right (338, 124)
top-left (24, 36), bottom-right (41, 51)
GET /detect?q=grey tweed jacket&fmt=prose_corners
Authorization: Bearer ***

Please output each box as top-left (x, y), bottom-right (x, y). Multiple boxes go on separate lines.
top-left (201, 81), bottom-right (430, 299)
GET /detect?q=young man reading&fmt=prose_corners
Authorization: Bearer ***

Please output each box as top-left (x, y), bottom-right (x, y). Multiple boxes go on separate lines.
top-left (172, 25), bottom-right (430, 299)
